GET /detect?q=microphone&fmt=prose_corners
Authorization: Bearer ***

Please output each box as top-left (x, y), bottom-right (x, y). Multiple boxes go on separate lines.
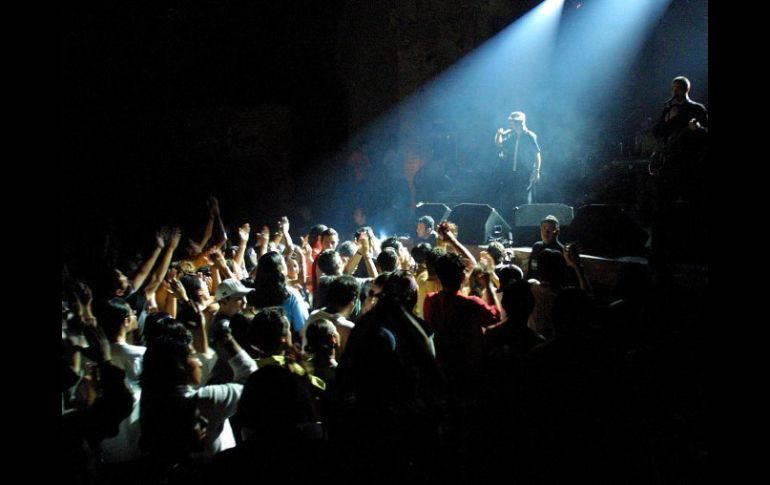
top-left (664, 96), bottom-right (675, 107)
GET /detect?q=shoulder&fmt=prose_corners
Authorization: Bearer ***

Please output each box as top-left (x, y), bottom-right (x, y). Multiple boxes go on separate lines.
top-left (688, 100), bottom-right (707, 113)
top-left (335, 316), bottom-right (355, 330)
top-left (286, 286), bottom-right (302, 300)
top-left (195, 383), bottom-right (244, 402)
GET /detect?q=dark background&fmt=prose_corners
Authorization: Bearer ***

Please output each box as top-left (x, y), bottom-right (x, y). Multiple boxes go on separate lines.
top-left (62, 0), bottom-right (707, 259)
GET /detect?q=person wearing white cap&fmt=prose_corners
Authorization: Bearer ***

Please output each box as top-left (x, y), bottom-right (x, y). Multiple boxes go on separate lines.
top-left (494, 110), bottom-right (542, 216)
top-left (215, 278), bottom-right (254, 303)
top-left (211, 278), bottom-right (254, 355)
top-left (200, 278), bottom-right (257, 391)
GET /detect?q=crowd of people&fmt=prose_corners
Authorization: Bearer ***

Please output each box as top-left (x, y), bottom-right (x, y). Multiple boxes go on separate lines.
top-left (63, 188), bottom-right (706, 484)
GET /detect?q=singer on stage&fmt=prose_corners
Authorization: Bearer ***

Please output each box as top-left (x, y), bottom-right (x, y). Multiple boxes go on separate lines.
top-left (494, 111), bottom-right (542, 217)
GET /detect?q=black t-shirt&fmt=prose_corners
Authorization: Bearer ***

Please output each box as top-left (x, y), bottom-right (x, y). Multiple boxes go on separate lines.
top-left (499, 130), bottom-right (541, 180)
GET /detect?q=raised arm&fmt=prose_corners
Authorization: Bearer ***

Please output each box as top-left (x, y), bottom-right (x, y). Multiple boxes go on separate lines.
top-left (209, 248), bottom-right (236, 288)
top-left (145, 227), bottom-right (182, 296)
top-left (479, 251), bottom-right (501, 289)
top-left (278, 217), bottom-right (295, 258)
top-left (478, 269), bottom-right (503, 318)
top-left (296, 237), bottom-right (310, 285)
top-left (495, 128), bottom-right (511, 146)
top-left (190, 196), bottom-right (219, 253)
top-left (438, 220), bottom-right (477, 269)
top-left (130, 231), bottom-right (165, 291)
top-left (233, 223), bottom-right (250, 278)
top-left (344, 231), bottom-right (378, 278)
top-left (256, 225), bottom-right (270, 260)
top-left (565, 242), bottom-right (593, 296)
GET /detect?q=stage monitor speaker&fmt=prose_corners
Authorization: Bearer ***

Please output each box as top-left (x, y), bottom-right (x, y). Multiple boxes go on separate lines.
top-left (414, 203), bottom-right (452, 227)
top-left (448, 203), bottom-right (511, 245)
top-left (512, 203), bottom-right (575, 246)
top-left (568, 204), bottom-right (648, 257)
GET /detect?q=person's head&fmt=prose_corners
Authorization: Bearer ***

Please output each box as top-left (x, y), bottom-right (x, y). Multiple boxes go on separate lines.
top-left (376, 247), bottom-right (399, 272)
top-left (304, 318), bottom-right (339, 358)
top-left (411, 242), bottom-right (432, 266)
top-left (141, 324), bottom-right (200, 389)
top-left (180, 273), bottom-right (210, 304)
top-left (224, 245), bottom-right (239, 260)
top-left (285, 255), bottom-right (300, 280)
top-left (468, 266), bottom-right (491, 298)
top-left (507, 111), bottom-right (527, 133)
top-left (248, 307), bottom-right (291, 356)
top-left (379, 269), bottom-right (419, 311)
top-left (416, 215), bottom-right (435, 239)
top-left (308, 224), bottom-right (328, 249)
top-left (336, 240), bottom-right (358, 262)
top-left (497, 264), bottom-right (524, 287)
top-left (96, 297), bottom-right (137, 342)
top-left (380, 236), bottom-right (404, 253)
top-left (326, 275), bottom-right (360, 316)
top-left (361, 272), bottom-right (389, 315)
top-left (93, 266), bottom-right (132, 299)
top-left (215, 278), bottom-right (254, 316)
top-left (435, 252), bottom-right (466, 292)
top-left (540, 215), bottom-right (560, 245)
top-left (143, 312), bottom-right (178, 344)
top-left (425, 246), bottom-right (445, 276)
top-left (486, 241), bottom-right (506, 265)
top-left (500, 279), bottom-right (535, 325)
top-left (317, 249), bottom-right (343, 276)
top-left (671, 76), bottom-right (691, 101)
top-left (321, 228), bottom-right (339, 250)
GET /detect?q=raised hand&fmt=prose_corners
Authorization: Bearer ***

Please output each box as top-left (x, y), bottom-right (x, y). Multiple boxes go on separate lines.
top-left (238, 223), bottom-right (251, 243)
top-left (299, 235), bottom-right (310, 250)
top-left (169, 277), bottom-right (188, 301)
top-left (168, 227), bottom-right (182, 249)
top-left (207, 195), bottom-right (220, 217)
top-left (73, 280), bottom-right (93, 308)
top-left (278, 216), bottom-right (290, 233)
top-left (437, 220), bottom-right (455, 241)
top-left (564, 242), bottom-right (582, 268)
top-left (155, 230), bottom-right (166, 249)
top-left (359, 231), bottom-right (371, 254)
top-left (479, 250), bottom-right (495, 270)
